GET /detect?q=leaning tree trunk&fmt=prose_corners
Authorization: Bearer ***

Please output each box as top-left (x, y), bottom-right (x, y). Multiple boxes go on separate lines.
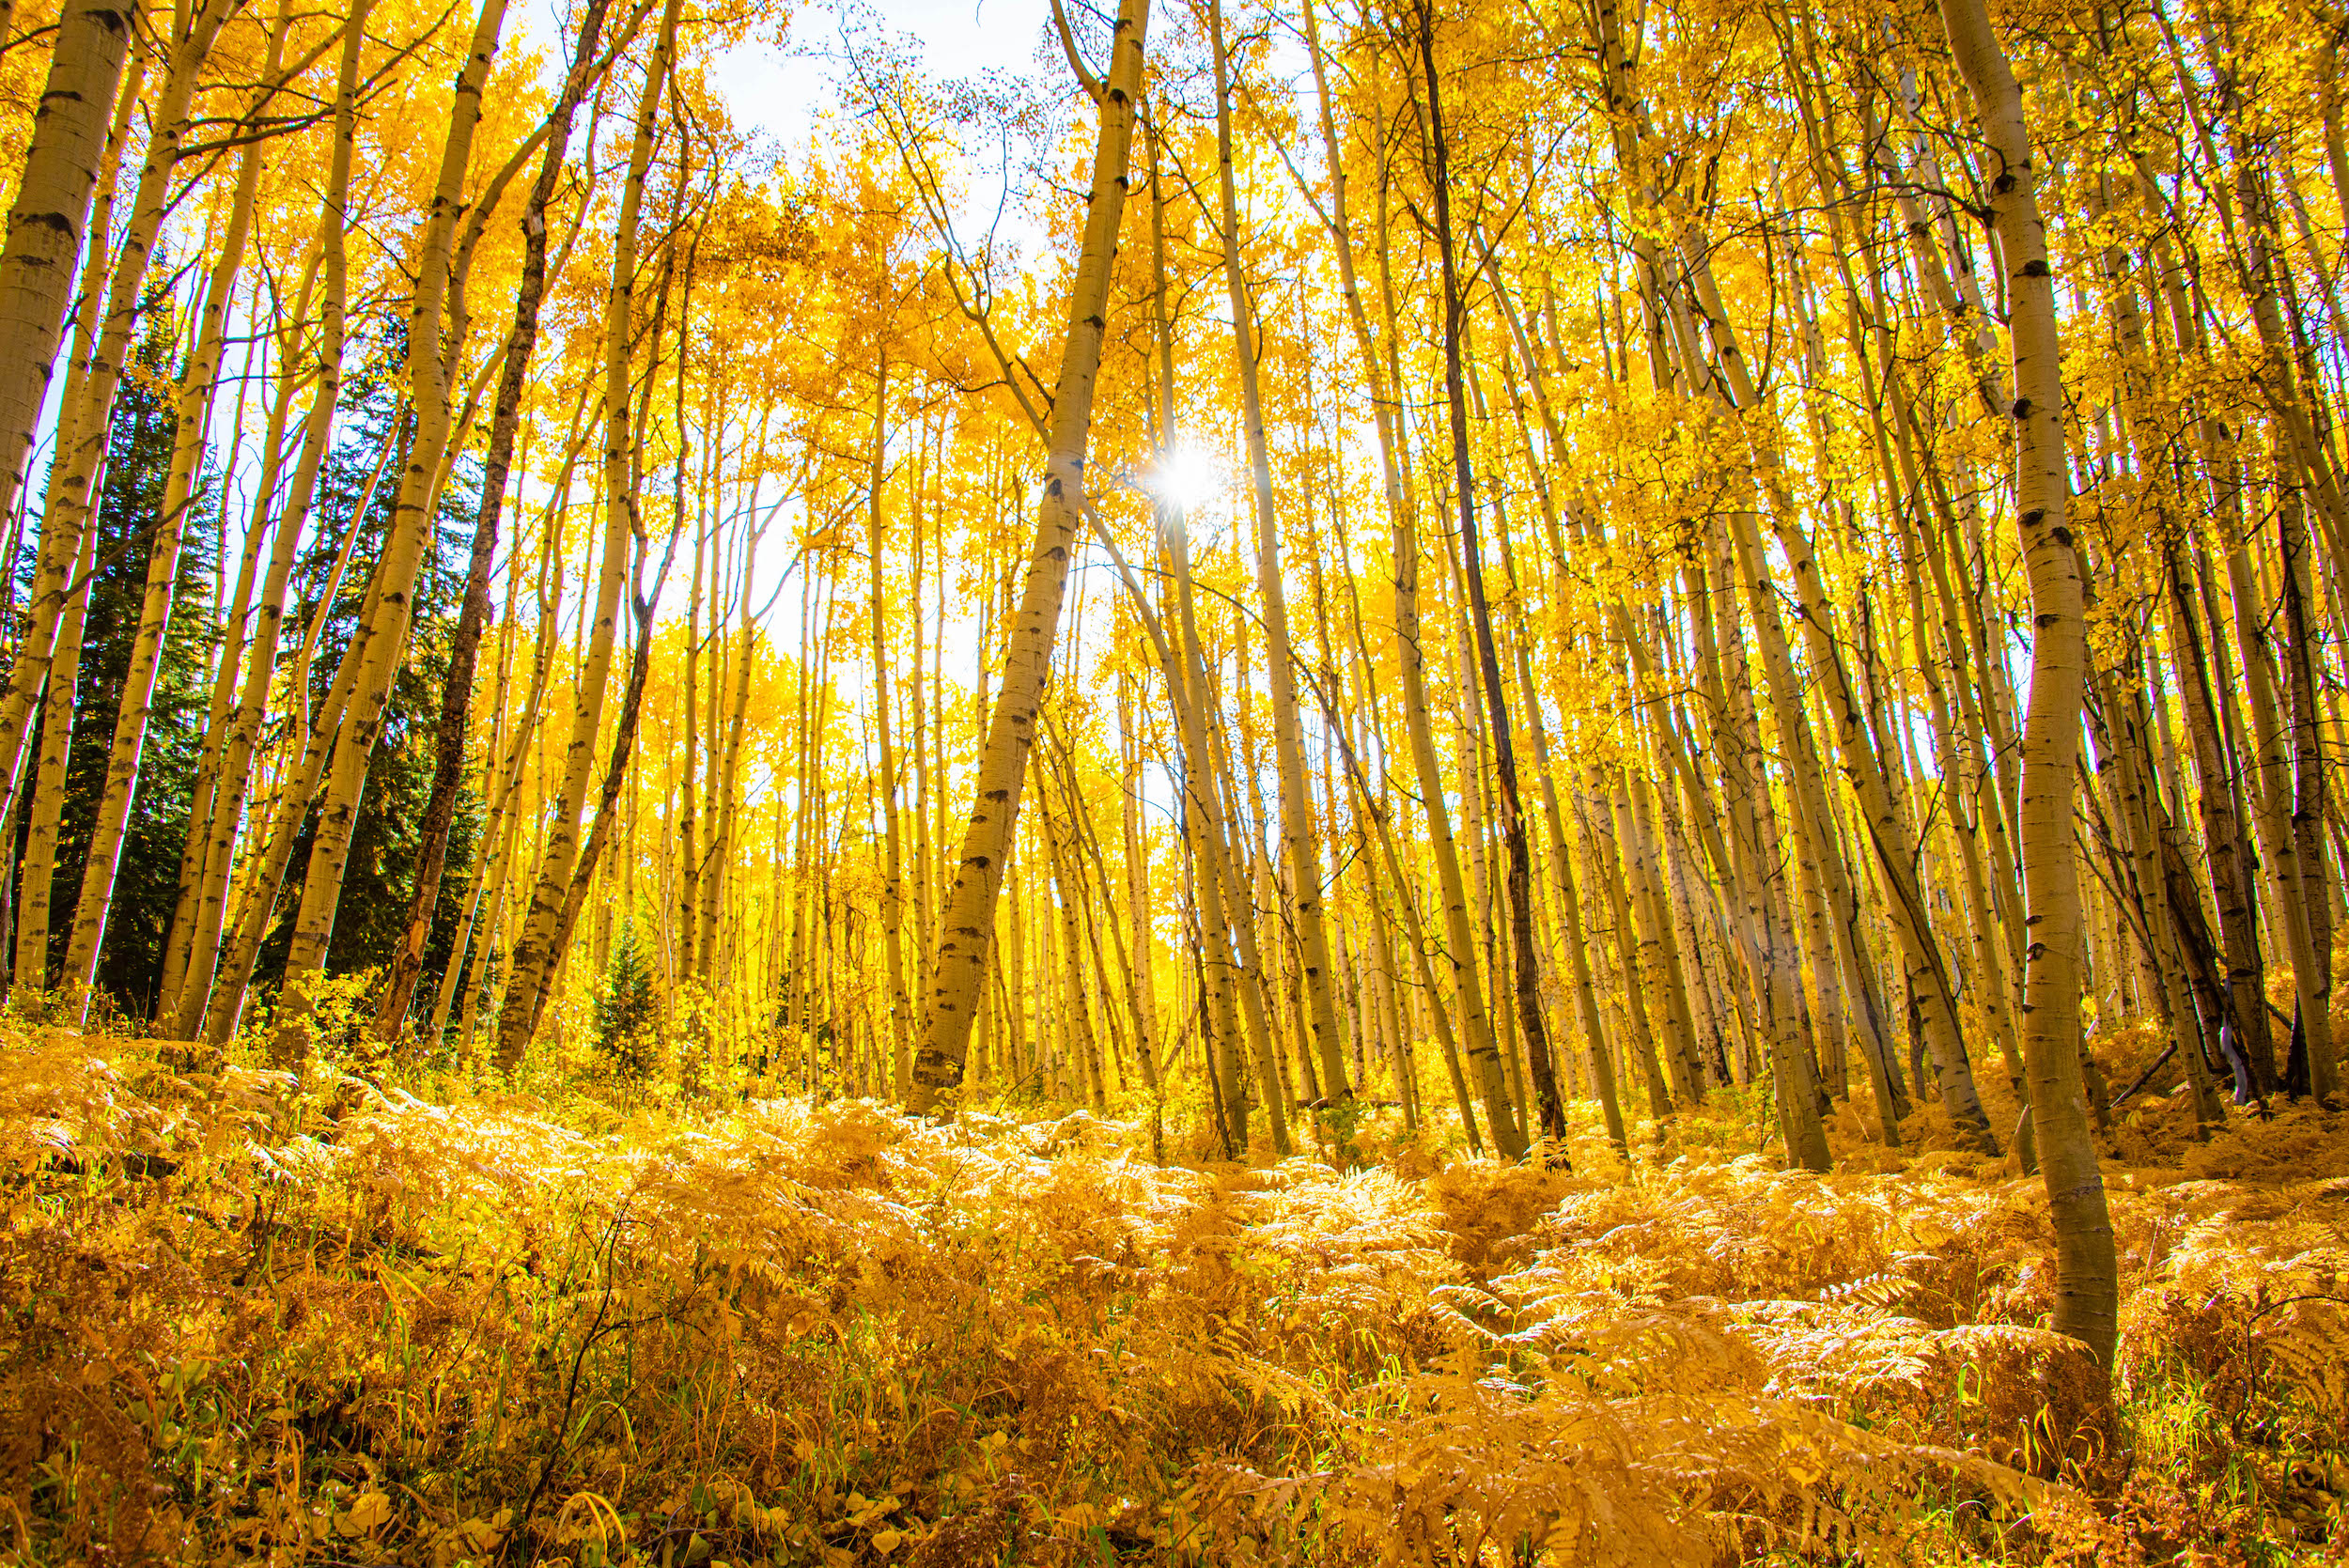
top-left (0, 0), bottom-right (139, 611)
top-left (373, 0), bottom-right (618, 1045)
top-left (0, 0), bottom-right (237, 832)
top-left (491, 0), bottom-right (680, 1070)
top-left (11, 516), bottom-right (96, 993)
top-left (906, 0), bottom-right (1151, 1111)
top-left (1937, 0), bottom-right (2119, 1368)
top-left (57, 13), bottom-right (278, 1017)
top-left (266, 0), bottom-right (514, 1063)
top-left (1417, 0), bottom-right (1560, 1152)
top-left (166, 5), bottom-right (366, 1041)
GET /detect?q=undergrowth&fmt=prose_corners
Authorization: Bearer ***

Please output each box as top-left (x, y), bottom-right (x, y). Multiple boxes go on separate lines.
top-left (2, 1024), bottom-right (2344, 1565)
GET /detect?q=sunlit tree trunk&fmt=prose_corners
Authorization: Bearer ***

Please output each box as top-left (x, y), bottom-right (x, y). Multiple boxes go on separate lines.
top-left (59, 21), bottom-right (277, 1011)
top-left (1939, 0), bottom-right (2118, 1367)
top-left (0, 0), bottom-right (237, 831)
top-left (1206, 0), bottom-right (1350, 1126)
top-left (489, 0), bottom-right (679, 1069)
top-left (157, 243), bottom-right (315, 1019)
top-left (265, 0), bottom-right (515, 1060)
top-left (5, 33), bottom-right (142, 998)
top-left (375, 0), bottom-right (619, 1043)
top-left (2278, 485), bottom-right (2337, 1100)
top-left (868, 359), bottom-right (915, 1098)
top-left (1296, 0), bottom-right (1508, 1157)
top-left (907, 0), bottom-right (1150, 1109)
top-left (11, 514), bottom-right (95, 992)
top-left (0, 0), bottom-right (139, 611)
top-left (1513, 639), bottom-right (1626, 1150)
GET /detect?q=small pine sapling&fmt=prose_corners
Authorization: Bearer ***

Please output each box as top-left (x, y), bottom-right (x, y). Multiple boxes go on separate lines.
top-left (594, 921), bottom-right (660, 1078)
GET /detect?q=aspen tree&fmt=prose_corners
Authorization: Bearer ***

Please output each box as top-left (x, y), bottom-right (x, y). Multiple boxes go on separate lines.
top-left (491, 0), bottom-right (683, 1068)
top-left (2220, 520), bottom-right (2326, 1093)
top-left (531, 531), bottom-right (678, 1044)
top-left (1291, 0), bottom-right (1507, 1156)
top-left (1769, 133), bottom-right (2001, 1134)
top-left (430, 517), bottom-right (531, 1048)
top-left (8, 42), bottom-right (145, 955)
top-left (1695, 529), bottom-right (1832, 1173)
top-left (1034, 755), bottom-right (1104, 1112)
top-left (907, 0), bottom-right (1149, 1109)
top-left (1304, 640), bottom-right (1484, 1150)
top-left (1372, 0), bottom-right (1541, 1150)
top-left (1052, 714), bottom-right (1159, 1103)
top-left (1510, 637), bottom-right (1626, 1147)
top-left (1937, 0), bottom-right (2119, 1366)
top-left (0, 0), bottom-right (140, 563)
top-left (1660, 181), bottom-right (1937, 1138)
top-left (1206, 0), bottom-right (1350, 1122)
top-left (12, 513), bottom-right (95, 991)
top-left (56, 8), bottom-right (282, 1013)
top-left (0, 0), bottom-right (240, 830)
top-left (158, 241), bottom-right (316, 1017)
top-left (678, 465), bottom-right (704, 994)
top-left (691, 377), bottom-right (728, 989)
top-left (869, 358), bottom-right (914, 1097)
top-left (257, 0), bottom-right (514, 1059)
top-left (376, 0), bottom-right (625, 1042)
top-left (1116, 670), bottom-right (1159, 1096)
top-left (2278, 484), bottom-right (2336, 1100)
top-left (705, 506), bottom-right (767, 989)
top-left (2165, 550), bottom-right (2269, 1098)
top-left (1626, 759), bottom-right (1708, 1105)
top-left (1153, 503), bottom-right (1288, 1154)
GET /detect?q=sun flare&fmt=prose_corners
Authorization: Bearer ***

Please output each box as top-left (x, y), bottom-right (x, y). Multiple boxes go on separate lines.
top-left (1149, 442), bottom-right (1226, 513)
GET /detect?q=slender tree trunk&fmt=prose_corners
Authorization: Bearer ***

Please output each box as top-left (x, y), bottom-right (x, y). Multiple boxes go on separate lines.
top-left (267, 0), bottom-right (515, 1061)
top-left (11, 513), bottom-right (95, 992)
top-left (869, 358), bottom-right (915, 1098)
top-left (1938, 0), bottom-right (2119, 1367)
top-left (60, 27), bottom-right (276, 1011)
top-left (1206, 0), bottom-right (1351, 1125)
top-left (374, 0), bottom-right (618, 1043)
top-left (1412, 1), bottom-right (1543, 1156)
top-left (2279, 484), bottom-right (2338, 1100)
top-left (906, 0), bottom-right (1150, 1110)
top-left (0, 0), bottom-right (238, 830)
top-left (488, 0), bottom-right (680, 1068)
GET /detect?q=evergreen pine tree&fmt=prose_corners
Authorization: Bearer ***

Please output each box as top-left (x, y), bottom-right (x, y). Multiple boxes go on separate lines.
top-left (594, 920), bottom-right (659, 1078)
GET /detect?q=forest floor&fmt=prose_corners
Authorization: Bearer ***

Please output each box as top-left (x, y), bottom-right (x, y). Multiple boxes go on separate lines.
top-left (2, 1023), bottom-right (2346, 1566)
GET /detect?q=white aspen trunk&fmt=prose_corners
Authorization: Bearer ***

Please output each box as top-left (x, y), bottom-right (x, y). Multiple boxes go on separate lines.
top-left (0, 0), bottom-right (140, 562)
top-left (265, 0), bottom-right (516, 1060)
top-left (1206, 0), bottom-right (1350, 1119)
top-left (0, 0), bottom-right (237, 829)
top-left (11, 514), bottom-right (96, 992)
top-left (868, 361), bottom-right (913, 1098)
top-left (57, 13), bottom-right (277, 1013)
top-left (489, 0), bottom-right (679, 1068)
top-left (906, 0), bottom-right (1150, 1109)
top-left (1938, 0), bottom-right (2119, 1367)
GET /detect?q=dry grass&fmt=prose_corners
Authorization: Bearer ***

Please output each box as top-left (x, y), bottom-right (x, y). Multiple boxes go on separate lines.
top-left (1, 1024), bottom-right (2344, 1566)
